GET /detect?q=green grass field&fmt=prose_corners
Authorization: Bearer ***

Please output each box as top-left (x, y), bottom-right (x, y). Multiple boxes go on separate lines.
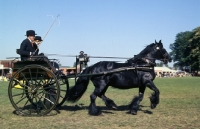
top-left (0, 77), bottom-right (200, 129)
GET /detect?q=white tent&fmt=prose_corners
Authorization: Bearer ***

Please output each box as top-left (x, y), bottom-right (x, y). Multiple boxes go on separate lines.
top-left (0, 64), bottom-right (11, 76)
top-left (154, 67), bottom-right (177, 73)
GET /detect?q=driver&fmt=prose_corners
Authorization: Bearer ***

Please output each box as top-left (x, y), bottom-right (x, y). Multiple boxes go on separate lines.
top-left (18, 30), bottom-right (38, 61)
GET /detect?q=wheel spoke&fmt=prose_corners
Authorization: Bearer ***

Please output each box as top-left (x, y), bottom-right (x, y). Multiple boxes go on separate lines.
top-left (15, 95), bottom-right (29, 105)
top-left (45, 92), bottom-right (57, 96)
top-left (13, 78), bottom-right (29, 88)
top-left (34, 97), bottom-right (41, 114)
top-left (42, 85), bottom-right (57, 90)
top-left (28, 68), bottom-right (34, 85)
top-left (36, 91), bottom-right (48, 110)
top-left (12, 91), bottom-right (32, 97)
top-left (56, 79), bottom-right (69, 107)
top-left (22, 99), bottom-right (30, 110)
top-left (20, 72), bottom-right (31, 86)
top-left (59, 95), bottom-right (64, 99)
top-left (60, 89), bottom-right (67, 92)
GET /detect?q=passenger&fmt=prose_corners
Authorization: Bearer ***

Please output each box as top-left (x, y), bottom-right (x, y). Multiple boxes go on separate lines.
top-left (34, 36), bottom-right (43, 55)
top-left (34, 36), bottom-right (43, 46)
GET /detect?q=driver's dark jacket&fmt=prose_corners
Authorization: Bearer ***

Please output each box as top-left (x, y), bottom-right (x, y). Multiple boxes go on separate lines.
top-left (19, 38), bottom-right (39, 61)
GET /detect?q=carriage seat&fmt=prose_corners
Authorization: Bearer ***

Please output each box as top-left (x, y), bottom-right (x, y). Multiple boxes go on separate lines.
top-left (16, 48), bottom-right (42, 61)
top-left (16, 49), bottom-right (23, 61)
top-left (15, 49), bottom-right (61, 74)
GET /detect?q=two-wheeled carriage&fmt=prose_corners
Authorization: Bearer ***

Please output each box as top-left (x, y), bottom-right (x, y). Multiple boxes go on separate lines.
top-left (8, 53), bottom-right (89, 116)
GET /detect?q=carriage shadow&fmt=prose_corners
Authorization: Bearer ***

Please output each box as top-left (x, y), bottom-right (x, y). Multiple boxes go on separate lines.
top-left (58, 104), bottom-right (153, 115)
top-left (12, 109), bottom-right (59, 117)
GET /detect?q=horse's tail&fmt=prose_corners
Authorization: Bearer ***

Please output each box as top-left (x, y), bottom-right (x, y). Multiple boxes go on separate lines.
top-left (66, 67), bottom-right (90, 102)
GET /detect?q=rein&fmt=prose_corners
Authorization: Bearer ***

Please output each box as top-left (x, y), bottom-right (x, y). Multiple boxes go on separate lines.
top-left (70, 65), bottom-right (154, 78)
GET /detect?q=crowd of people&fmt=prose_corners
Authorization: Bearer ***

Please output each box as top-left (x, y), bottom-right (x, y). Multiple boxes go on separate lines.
top-left (156, 71), bottom-right (192, 78)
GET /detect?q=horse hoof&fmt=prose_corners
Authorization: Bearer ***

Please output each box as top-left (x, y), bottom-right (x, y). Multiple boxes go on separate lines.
top-left (131, 111), bottom-right (137, 115)
top-left (151, 103), bottom-right (156, 109)
top-left (89, 110), bottom-right (102, 116)
top-left (112, 106), bottom-right (118, 110)
top-left (96, 111), bottom-right (103, 116)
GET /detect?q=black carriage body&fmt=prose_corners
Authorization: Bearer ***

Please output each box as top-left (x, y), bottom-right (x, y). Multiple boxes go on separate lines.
top-left (12, 60), bottom-right (52, 80)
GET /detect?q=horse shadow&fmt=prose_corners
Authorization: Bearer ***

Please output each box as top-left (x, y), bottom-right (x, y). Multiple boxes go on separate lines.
top-left (58, 103), bottom-right (153, 115)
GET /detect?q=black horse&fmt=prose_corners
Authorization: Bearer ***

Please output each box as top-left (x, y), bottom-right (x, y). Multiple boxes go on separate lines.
top-left (66, 40), bottom-right (172, 115)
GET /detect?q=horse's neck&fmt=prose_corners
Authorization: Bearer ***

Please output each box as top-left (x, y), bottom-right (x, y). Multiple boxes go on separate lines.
top-left (128, 45), bottom-right (157, 66)
top-left (128, 53), bottom-right (156, 66)
top-left (131, 53), bottom-right (150, 62)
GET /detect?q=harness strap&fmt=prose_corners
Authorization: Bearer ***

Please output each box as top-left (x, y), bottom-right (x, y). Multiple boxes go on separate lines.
top-left (141, 58), bottom-right (156, 66)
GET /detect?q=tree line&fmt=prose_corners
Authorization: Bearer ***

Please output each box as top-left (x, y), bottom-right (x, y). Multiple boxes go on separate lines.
top-left (170, 26), bottom-right (200, 73)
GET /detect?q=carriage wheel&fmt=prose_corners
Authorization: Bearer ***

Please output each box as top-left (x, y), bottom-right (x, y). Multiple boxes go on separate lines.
top-left (56, 79), bottom-right (69, 107)
top-left (8, 65), bottom-right (60, 116)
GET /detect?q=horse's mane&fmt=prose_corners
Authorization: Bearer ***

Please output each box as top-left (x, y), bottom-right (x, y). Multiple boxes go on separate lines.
top-left (138, 43), bottom-right (155, 56)
top-left (127, 43), bottom-right (155, 64)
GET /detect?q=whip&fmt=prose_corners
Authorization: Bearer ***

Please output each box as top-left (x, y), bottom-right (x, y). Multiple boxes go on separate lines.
top-left (35, 14), bottom-right (60, 52)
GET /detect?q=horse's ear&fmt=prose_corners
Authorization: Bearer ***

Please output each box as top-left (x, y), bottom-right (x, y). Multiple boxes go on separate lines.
top-left (158, 41), bottom-right (163, 48)
top-left (155, 40), bottom-right (157, 43)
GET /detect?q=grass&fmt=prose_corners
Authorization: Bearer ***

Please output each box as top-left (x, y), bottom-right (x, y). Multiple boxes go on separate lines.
top-left (0, 77), bottom-right (200, 129)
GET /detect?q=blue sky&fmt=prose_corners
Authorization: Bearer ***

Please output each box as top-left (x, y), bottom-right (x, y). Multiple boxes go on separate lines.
top-left (0, 0), bottom-right (200, 66)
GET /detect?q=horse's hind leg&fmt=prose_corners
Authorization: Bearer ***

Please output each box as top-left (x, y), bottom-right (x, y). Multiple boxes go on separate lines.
top-left (101, 95), bottom-right (118, 109)
top-left (129, 86), bottom-right (146, 115)
top-left (89, 79), bottom-right (111, 115)
top-left (89, 92), bottom-right (102, 116)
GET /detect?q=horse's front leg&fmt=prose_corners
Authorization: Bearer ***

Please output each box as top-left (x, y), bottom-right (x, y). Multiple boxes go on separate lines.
top-left (129, 83), bottom-right (146, 115)
top-left (129, 91), bottom-right (145, 115)
top-left (101, 94), bottom-right (118, 109)
top-left (146, 80), bottom-right (160, 109)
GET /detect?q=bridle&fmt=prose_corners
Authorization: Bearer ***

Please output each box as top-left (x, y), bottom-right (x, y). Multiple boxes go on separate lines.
top-left (156, 46), bottom-right (169, 63)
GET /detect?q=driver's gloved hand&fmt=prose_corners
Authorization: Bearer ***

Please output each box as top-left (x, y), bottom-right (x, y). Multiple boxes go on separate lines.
top-left (31, 52), bottom-right (36, 56)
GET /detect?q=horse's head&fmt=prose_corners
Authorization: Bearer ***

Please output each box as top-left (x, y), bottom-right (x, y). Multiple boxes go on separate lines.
top-left (128, 40), bottom-right (172, 65)
top-left (151, 40), bottom-right (172, 64)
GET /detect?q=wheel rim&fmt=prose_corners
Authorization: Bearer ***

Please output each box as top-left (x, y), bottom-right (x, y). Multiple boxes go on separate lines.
top-left (56, 79), bottom-right (69, 107)
top-left (8, 65), bottom-right (60, 116)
